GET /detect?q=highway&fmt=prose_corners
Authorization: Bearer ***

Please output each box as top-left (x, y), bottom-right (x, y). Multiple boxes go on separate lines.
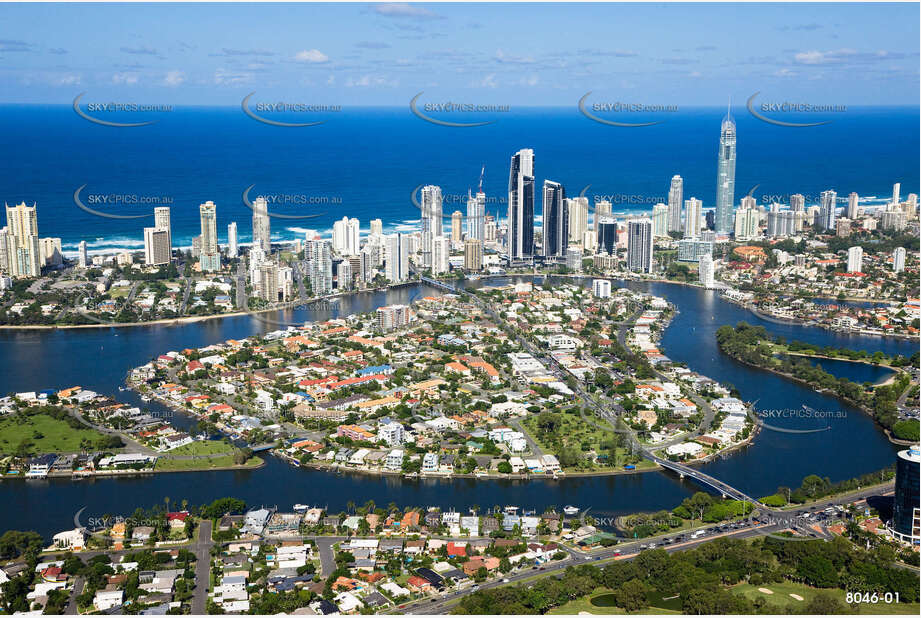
top-left (396, 482), bottom-right (894, 615)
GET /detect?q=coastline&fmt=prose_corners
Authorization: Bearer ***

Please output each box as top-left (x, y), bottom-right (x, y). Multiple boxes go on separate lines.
top-left (0, 457), bottom-right (266, 481)
top-left (0, 282), bottom-right (424, 331)
top-left (1, 272), bottom-right (915, 342)
top-left (282, 454), bottom-right (664, 481)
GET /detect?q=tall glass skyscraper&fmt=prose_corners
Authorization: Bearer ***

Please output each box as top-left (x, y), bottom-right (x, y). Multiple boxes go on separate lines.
top-left (507, 148), bottom-right (535, 263)
top-left (466, 189), bottom-right (486, 242)
top-left (199, 200), bottom-right (220, 272)
top-left (667, 175), bottom-right (683, 233)
top-left (596, 218), bottom-right (617, 255)
top-left (420, 185), bottom-right (443, 269)
top-left (715, 107), bottom-right (736, 234)
top-left (892, 445), bottom-right (920, 544)
top-left (541, 180), bottom-right (567, 258)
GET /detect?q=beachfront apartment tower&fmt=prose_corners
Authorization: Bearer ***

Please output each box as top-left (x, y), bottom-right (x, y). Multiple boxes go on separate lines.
top-left (153, 206), bottom-right (171, 260)
top-left (507, 148), bottom-right (535, 264)
top-left (227, 222), bottom-right (239, 259)
top-left (652, 203), bottom-right (668, 238)
top-left (333, 216), bottom-right (360, 256)
top-left (198, 201), bottom-right (220, 272)
top-left (252, 196), bottom-right (271, 253)
top-left (144, 227), bottom-right (171, 266)
top-left (667, 175), bottom-right (684, 233)
top-left (567, 196), bottom-right (588, 245)
top-left (542, 180), bottom-right (568, 259)
top-left (4, 202), bottom-right (42, 278)
top-left (466, 189), bottom-right (485, 242)
top-left (818, 190), bottom-right (837, 232)
top-left (451, 210), bottom-right (464, 244)
top-left (77, 240), bottom-right (88, 268)
top-left (683, 198), bottom-right (703, 238)
top-left (847, 193), bottom-right (859, 220)
top-left (420, 185), bottom-right (443, 268)
top-left (715, 107), bottom-right (737, 234)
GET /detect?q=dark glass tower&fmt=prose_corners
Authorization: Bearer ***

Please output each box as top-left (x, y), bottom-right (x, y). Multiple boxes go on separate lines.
top-left (892, 445), bottom-right (920, 544)
top-left (541, 180), bottom-right (567, 258)
top-left (507, 148), bottom-right (535, 263)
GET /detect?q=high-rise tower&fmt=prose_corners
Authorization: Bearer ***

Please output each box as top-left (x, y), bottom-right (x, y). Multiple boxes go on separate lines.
top-left (715, 103), bottom-right (737, 234)
top-left (541, 180), bottom-right (567, 258)
top-left (507, 148), bottom-right (535, 263)
top-left (667, 175), bottom-right (684, 233)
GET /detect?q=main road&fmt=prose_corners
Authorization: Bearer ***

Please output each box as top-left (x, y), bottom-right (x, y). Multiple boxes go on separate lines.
top-left (396, 482), bottom-right (894, 615)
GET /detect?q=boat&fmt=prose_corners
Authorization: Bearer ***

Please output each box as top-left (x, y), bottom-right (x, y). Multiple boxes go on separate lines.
top-left (140, 395), bottom-right (151, 402)
top-left (563, 505), bottom-right (580, 516)
top-left (293, 504), bottom-right (309, 513)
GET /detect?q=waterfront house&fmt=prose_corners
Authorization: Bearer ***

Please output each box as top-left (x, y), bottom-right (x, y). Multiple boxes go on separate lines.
top-left (52, 528), bottom-right (85, 551)
top-left (132, 526), bottom-right (155, 542)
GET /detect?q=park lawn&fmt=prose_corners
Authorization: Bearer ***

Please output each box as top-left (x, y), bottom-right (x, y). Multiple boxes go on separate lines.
top-left (155, 454), bottom-right (263, 471)
top-left (0, 414), bottom-right (111, 454)
top-left (521, 412), bottom-right (654, 472)
top-left (731, 582), bottom-right (918, 614)
top-left (549, 588), bottom-right (680, 615)
top-left (167, 440), bottom-right (235, 456)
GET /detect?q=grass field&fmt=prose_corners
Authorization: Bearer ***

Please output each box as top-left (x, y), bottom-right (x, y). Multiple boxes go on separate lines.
top-left (155, 454), bottom-right (263, 471)
top-left (732, 582), bottom-right (920, 615)
top-left (0, 414), bottom-right (110, 455)
top-left (166, 440), bottom-right (235, 456)
top-left (549, 588), bottom-right (680, 615)
top-left (521, 412), bottom-right (655, 472)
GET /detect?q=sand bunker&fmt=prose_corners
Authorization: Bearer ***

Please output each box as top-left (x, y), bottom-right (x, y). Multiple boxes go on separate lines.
top-left (758, 588), bottom-right (773, 595)
top-left (789, 594), bottom-right (804, 601)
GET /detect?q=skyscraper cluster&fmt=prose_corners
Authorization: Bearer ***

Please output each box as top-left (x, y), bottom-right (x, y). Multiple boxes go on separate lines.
top-left (0, 202), bottom-right (63, 278)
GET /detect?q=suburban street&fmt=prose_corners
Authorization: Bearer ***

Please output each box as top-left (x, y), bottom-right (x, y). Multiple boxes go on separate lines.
top-left (191, 520), bottom-right (214, 615)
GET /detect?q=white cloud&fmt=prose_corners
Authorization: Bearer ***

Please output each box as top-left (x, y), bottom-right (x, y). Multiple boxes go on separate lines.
top-left (472, 73), bottom-right (498, 88)
top-left (53, 73), bottom-right (81, 86)
top-left (112, 72), bottom-right (139, 85)
top-left (293, 49), bottom-right (329, 63)
top-left (164, 70), bottom-right (185, 86)
top-left (518, 74), bottom-right (539, 87)
top-left (213, 67), bottom-right (252, 86)
top-left (345, 74), bottom-right (398, 88)
top-left (374, 3), bottom-right (439, 19)
top-left (494, 49), bottom-right (536, 65)
top-left (791, 48), bottom-right (901, 65)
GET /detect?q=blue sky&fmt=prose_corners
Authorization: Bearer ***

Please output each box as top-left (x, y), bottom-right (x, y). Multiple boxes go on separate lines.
top-left (1, 2), bottom-right (918, 105)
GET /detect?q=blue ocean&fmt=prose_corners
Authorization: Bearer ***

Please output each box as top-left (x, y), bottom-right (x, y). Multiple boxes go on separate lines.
top-left (1, 104), bottom-right (917, 255)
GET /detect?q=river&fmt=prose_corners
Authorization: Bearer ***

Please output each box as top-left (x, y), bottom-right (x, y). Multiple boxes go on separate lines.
top-left (0, 276), bottom-right (915, 538)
